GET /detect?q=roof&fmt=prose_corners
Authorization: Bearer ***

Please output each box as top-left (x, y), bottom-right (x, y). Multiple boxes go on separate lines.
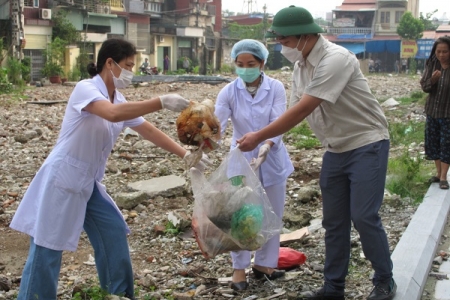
top-left (325, 34), bottom-right (400, 42)
top-left (422, 31), bottom-right (437, 39)
top-left (421, 30), bottom-right (450, 39)
top-left (334, 0), bottom-right (376, 11)
top-left (334, 4), bottom-right (376, 11)
top-left (341, 0), bottom-right (376, 3)
top-left (436, 25), bottom-right (450, 32)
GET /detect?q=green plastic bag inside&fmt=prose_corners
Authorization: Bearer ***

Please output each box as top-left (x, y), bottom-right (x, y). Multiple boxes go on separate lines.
top-left (231, 203), bottom-right (264, 248)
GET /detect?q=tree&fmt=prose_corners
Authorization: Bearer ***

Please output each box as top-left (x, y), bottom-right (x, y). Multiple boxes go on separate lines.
top-left (52, 9), bottom-right (81, 45)
top-left (314, 17), bottom-right (329, 27)
top-left (397, 12), bottom-right (424, 40)
top-left (419, 10), bottom-right (438, 31)
top-left (228, 22), bottom-right (265, 40)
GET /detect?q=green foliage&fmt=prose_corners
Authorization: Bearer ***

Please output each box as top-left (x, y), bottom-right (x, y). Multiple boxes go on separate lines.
top-left (410, 90), bottom-right (426, 100)
top-left (386, 152), bottom-right (431, 203)
top-left (382, 91), bottom-right (433, 203)
top-left (67, 67), bottom-right (82, 81)
top-left (52, 10), bottom-right (81, 44)
top-left (0, 68), bottom-right (13, 94)
top-left (409, 59), bottom-right (417, 75)
top-left (174, 68), bottom-right (187, 75)
top-left (192, 65), bottom-right (200, 74)
top-left (419, 10), bottom-right (439, 31)
top-left (388, 120), bottom-right (424, 147)
top-left (220, 64), bottom-right (234, 74)
top-left (397, 12), bottom-right (424, 40)
top-left (164, 220), bottom-right (180, 236)
top-left (228, 22), bottom-right (266, 40)
top-left (286, 121), bottom-right (321, 150)
top-left (72, 285), bottom-right (109, 300)
top-left (409, 91), bottom-right (427, 106)
top-left (0, 38), bottom-right (5, 64)
top-left (42, 37), bottom-right (67, 77)
top-left (76, 45), bottom-right (92, 80)
top-left (21, 57), bottom-right (31, 83)
top-left (206, 63), bottom-right (214, 75)
top-left (7, 57), bottom-right (25, 86)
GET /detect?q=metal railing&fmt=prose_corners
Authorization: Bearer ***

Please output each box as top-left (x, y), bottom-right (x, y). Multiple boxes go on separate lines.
top-left (327, 27), bottom-right (372, 35)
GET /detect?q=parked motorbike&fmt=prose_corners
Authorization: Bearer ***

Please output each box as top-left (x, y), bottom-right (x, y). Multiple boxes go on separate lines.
top-left (139, 65), bottom-right (159, 75)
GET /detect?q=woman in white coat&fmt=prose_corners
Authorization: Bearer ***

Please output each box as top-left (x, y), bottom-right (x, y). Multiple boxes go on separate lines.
top-left (214, 39), bottom-right (294, 291)
top-left (10, 38), bottom-right (209, 299)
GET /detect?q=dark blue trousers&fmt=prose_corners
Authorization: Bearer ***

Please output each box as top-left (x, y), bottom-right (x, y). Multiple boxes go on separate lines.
top-left (320, 140), bottom-right (393, 291)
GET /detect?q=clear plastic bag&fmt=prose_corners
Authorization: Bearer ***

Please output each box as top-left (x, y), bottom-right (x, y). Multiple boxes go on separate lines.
top-left (191, 148), bottom-right (283, 259)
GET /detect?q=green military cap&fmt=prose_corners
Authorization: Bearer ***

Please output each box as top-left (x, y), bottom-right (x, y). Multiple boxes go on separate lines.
top-left (265, 5), bottom-right (324, 38)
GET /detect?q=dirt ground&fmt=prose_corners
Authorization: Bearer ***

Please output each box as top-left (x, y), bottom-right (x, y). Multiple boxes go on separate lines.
top-left (0, 72), bottom-right (426, 299)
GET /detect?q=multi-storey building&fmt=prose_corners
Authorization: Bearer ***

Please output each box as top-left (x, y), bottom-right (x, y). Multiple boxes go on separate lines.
top-left (0, 0), bottom-right (222, 81)
top-left (326, 0), bottom-right (419, 72)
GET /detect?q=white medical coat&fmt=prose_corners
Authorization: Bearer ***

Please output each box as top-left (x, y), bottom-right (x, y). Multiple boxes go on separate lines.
top-left (214, 74), bottom-right (294, 187)
top-left (10, 75), bottom-right (145, 251)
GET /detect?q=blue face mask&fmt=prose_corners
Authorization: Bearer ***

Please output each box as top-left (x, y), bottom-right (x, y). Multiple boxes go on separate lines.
top-left (235, 67), bottom-right (261, 83)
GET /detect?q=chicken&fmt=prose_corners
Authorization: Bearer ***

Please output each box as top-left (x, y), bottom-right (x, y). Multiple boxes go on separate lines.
top-left (176, 99), bottom-right (221, 153)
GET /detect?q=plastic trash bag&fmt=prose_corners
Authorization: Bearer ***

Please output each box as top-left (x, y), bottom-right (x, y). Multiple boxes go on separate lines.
top-left (191, 148), bottom-right (283, 259)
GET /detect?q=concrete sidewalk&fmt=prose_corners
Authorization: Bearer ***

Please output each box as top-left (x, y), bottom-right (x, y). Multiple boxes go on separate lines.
top-left (392, 183), bottom-right (450, 300)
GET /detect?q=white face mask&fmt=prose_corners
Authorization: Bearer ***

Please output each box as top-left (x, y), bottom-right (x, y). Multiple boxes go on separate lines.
top-left (111, 61), bottom-right (134, 89)
top-left (281, 36), bottom-right (309, 65)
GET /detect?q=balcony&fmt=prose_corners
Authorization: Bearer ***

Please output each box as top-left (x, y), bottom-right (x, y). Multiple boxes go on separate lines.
top-left (128, 0), bottom-right (161, 16)
top-left (376, 23), bottom-right (398, 32)
top-left (328, 27), bottom-right (372, 36)
top-left (150, 24), bottom-right (176, 35)
top-left (55, 0), bottom-right (120, 14)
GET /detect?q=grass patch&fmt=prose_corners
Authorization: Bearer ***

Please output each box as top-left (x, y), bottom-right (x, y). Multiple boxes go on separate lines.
top-left (0, 87), bottom-right (31, 106)
top-left (388, 120), bottom-right (424, 147)
top-left (72, 284), bottom-right (109, 300)
top-left (285, 121), bottom-right (321, 150)
top-left (285, 90), bottom-right (432, 204)
top-left (164, 220), bottom-right (180, 236)
top-left (386, 152), bottom-right (433, 203)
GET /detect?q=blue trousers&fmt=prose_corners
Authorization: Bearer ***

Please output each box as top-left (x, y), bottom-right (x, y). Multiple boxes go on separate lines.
top-left (17, 184), bottom-right (134, 299)
top-left (320, 140), bottom-right (393, 292)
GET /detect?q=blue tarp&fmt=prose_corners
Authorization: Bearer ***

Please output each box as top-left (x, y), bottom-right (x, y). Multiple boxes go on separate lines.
top-left (336, 43), bottom-right (365, 54)
top-left (365, 40), bottom-right (400, 53)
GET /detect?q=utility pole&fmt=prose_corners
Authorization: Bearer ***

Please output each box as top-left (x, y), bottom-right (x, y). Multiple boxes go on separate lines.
top-left (11, 0), bottom-right (24, 60)
top-left (243, 0), bottom-right (257, 14)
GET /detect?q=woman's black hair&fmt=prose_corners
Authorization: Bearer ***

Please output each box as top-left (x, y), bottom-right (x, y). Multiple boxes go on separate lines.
top-left (87, 38), bottom-right (137, 77)
top-left (426, 36), bottom-right (450, 67)
top-left (234, 55), bottom-right (263, 63)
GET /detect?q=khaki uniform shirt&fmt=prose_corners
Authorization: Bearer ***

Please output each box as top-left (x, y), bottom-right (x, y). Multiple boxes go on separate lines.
top-left (290, 35), bottom-right (389, 153)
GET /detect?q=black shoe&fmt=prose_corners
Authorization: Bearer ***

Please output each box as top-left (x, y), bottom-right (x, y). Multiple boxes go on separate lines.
top-left (298, 287), bottom-right (345, 300)
top-left (230, 281), bottom-right (248, 291)
top-left (367, 279), bottom-right (397, 300)
top-left (252, 267), bottom-right (285, 280)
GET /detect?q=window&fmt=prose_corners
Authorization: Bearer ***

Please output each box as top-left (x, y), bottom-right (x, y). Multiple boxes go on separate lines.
top-left (380, 11), bottom-right (390, 23)
top-left (145, 2), bottom-right (161, 12)
top-left (395, 11), bottom-right (403, 23)
top-left (33, 0), bottom-right (39, 7)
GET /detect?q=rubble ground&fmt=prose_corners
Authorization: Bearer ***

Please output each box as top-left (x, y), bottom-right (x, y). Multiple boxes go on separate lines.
top-left (0, 72), bottom-right (426, 299)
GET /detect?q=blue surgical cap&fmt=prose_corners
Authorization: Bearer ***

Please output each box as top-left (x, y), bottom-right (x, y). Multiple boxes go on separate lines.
top-left (231, 39), bottom-right (269, 61)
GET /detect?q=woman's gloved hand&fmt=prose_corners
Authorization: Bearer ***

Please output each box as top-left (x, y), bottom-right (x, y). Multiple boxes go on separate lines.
top-left (159, 94), bottom-right (190, 112)
top-left (183, 151), bottom-right (213, 172)
top-left (250, 144), bottom-right (271, 171)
